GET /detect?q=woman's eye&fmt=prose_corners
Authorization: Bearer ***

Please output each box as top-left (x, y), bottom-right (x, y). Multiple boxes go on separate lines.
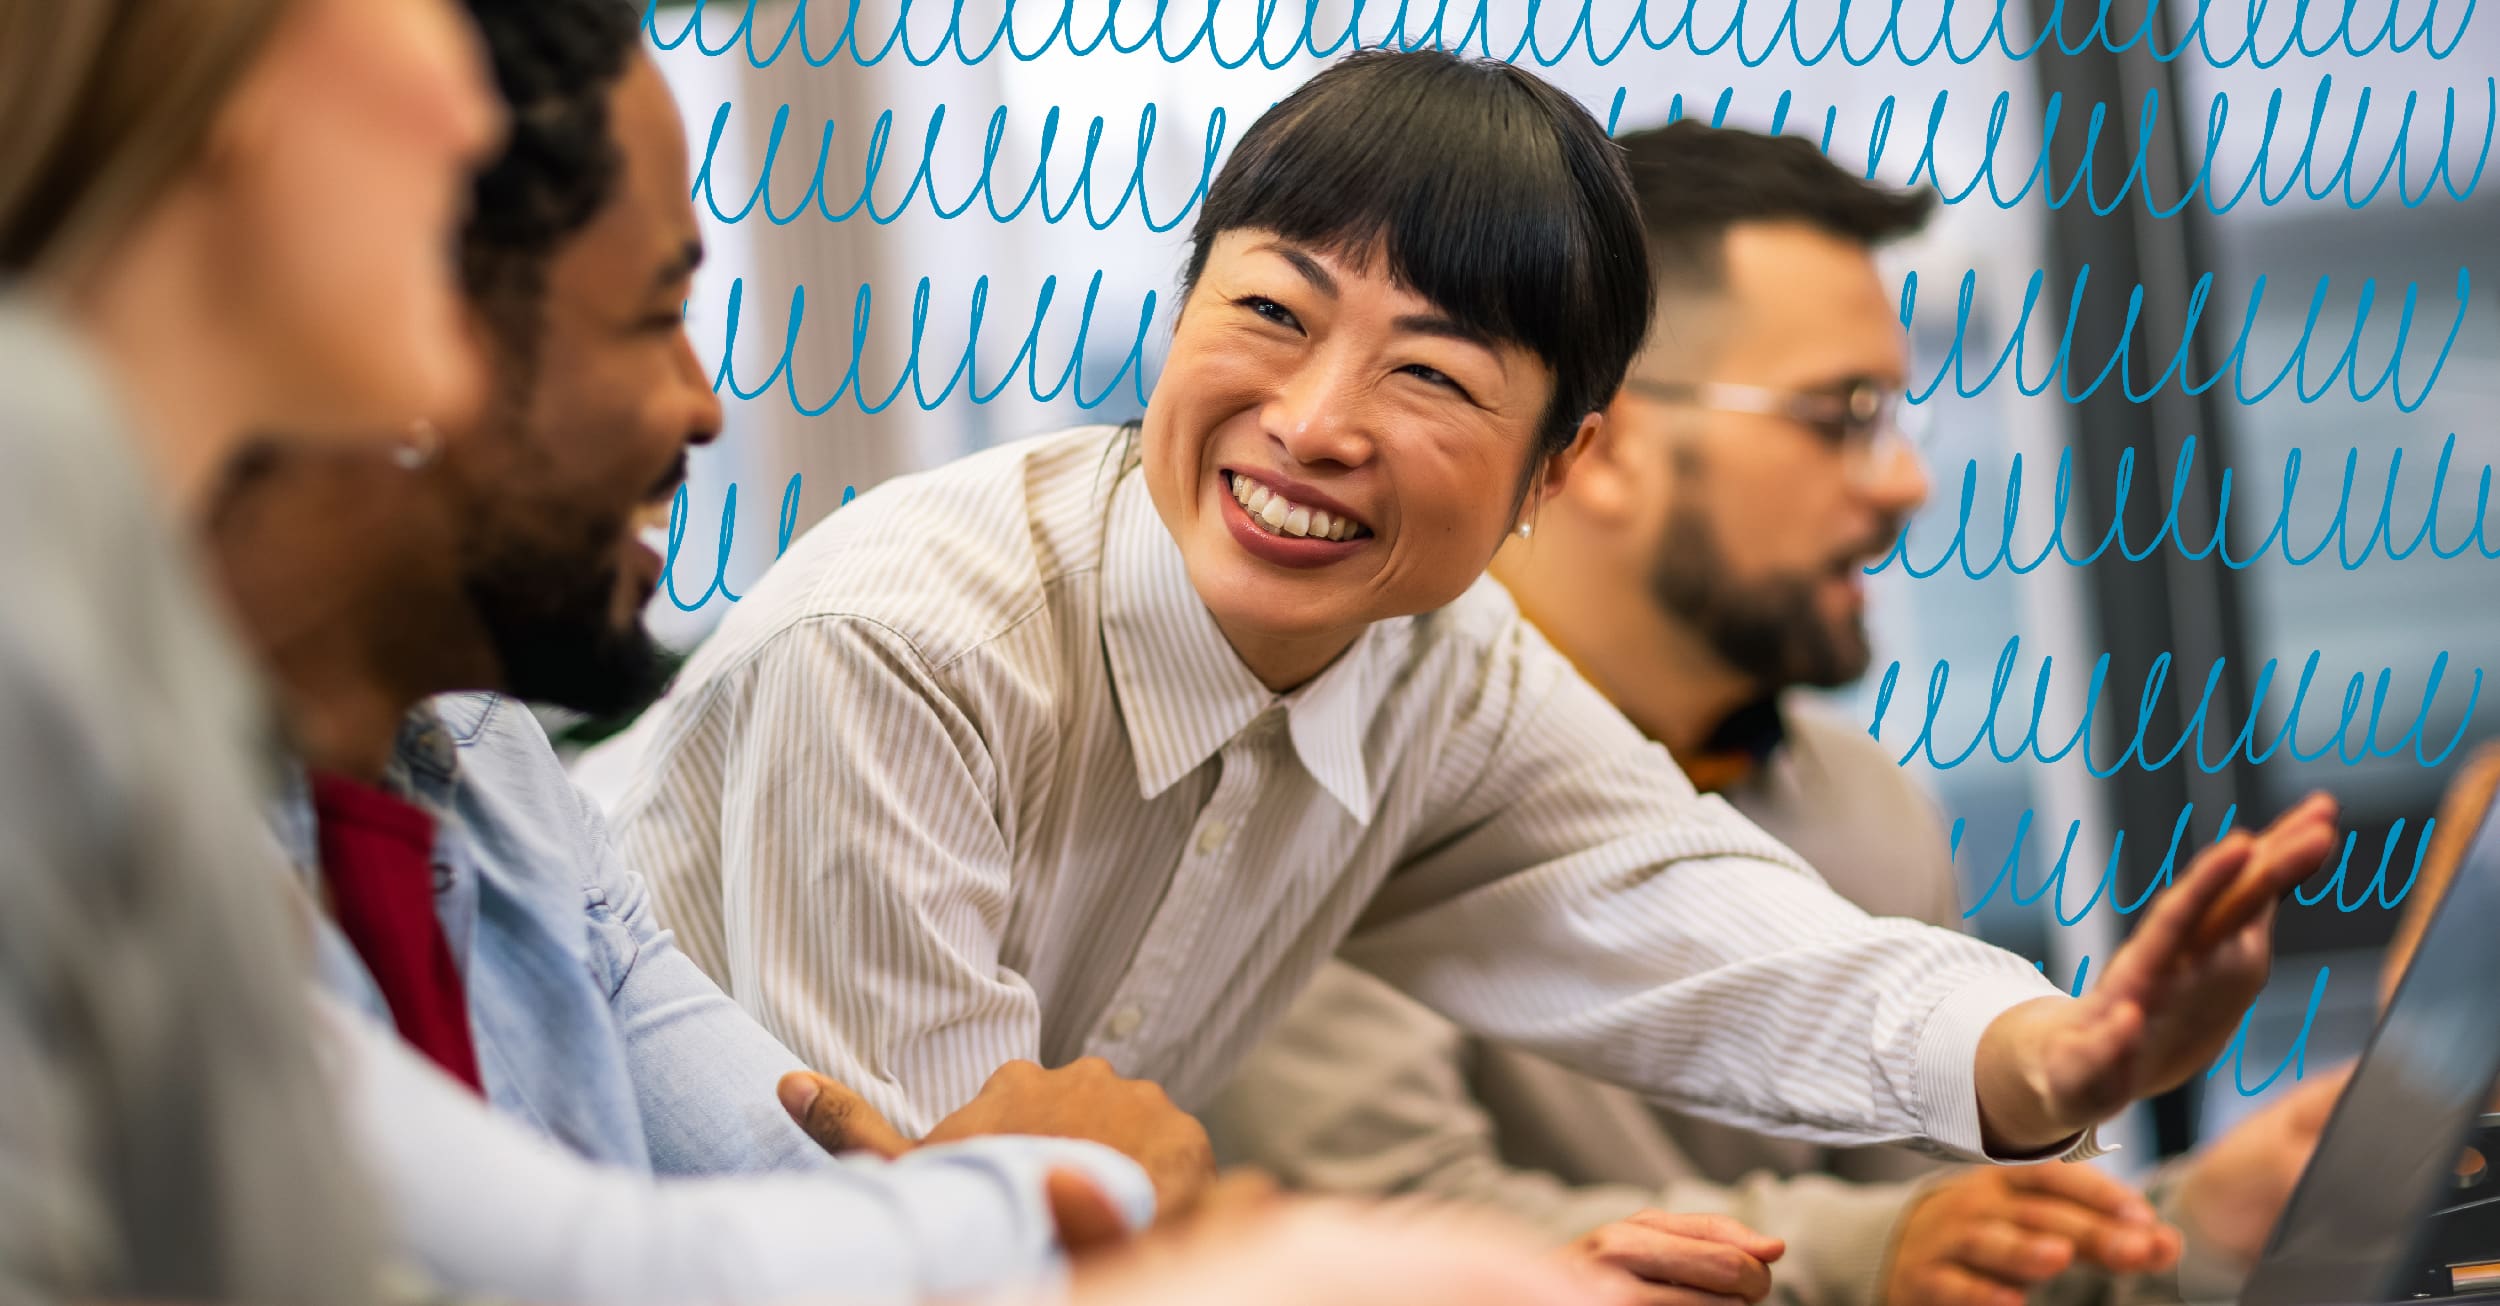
top-left (1237, 296), bottom-right (1301, 332)
top-left (1401, 363), bottom-right (1468, 396)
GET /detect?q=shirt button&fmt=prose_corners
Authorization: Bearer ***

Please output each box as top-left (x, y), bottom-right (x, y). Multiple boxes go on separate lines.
top-left (1194, 821), bottom-right (1229, 854)
top-left (1105, 1005), bottom-right (1144, 1039)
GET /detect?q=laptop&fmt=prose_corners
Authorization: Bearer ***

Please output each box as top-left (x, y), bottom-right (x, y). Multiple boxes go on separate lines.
top-left (2239, 793), bottom-right (2500, 1305)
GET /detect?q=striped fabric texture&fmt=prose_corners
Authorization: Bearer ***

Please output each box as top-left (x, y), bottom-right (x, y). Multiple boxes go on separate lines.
top-left (606, 425), bottom-right (2075, 1159)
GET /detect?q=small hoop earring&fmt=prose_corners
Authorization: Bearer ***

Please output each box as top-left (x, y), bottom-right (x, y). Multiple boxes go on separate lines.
top-left (393, 419), bottom-right (441, 471)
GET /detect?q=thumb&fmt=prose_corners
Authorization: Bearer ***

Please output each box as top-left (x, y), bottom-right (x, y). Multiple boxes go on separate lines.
top-left (778, 1070), bottom-right (912, 1159)
top-left (1046, 1167), bottom-right (1136, 1257)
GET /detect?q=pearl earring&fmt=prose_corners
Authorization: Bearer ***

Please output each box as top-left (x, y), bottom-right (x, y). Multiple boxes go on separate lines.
top-left (393, 419), bottom-right (441, 470)
top-left (1515, 520), bottom-right (1534, 539)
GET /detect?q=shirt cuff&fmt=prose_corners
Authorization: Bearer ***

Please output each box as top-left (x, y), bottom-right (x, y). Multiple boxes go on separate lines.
top-left (882, 1135), bottom-right (1157, 1298)
top-left (978, 1135), bottom-right (1160, 1234)
top-left (1912, 967), bottom-right (2104, 1163)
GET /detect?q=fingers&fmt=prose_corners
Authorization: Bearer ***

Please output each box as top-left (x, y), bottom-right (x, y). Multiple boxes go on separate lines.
top-left (1998, 1196), bottom-right (2173, 1272)
top-left (1902, 1259), bottom-right (2033, 1306)
top-left (1948, 1218), bottom-right (2073, 1284)
top-left (2188, 792), bottom-right (2340, 952)
top-left (777, 1069), bottom-right (912, 1159)
top-left (2126, 832), bottom-right (2254, 980)
top-left (2001, 1160), bottom-right (2154, 1222)
top-left (1996, 1164), bottom-right (2184, 1276)
top-left (1617, 1211), bottom-right (1785, 1262)
top-left (1573, 1218), bottom-right (1775, 1301)
top-left (2097, 793), bottom-right (2336, 1008)
top-left (1046, 1167), bottom-right (1139, 1256)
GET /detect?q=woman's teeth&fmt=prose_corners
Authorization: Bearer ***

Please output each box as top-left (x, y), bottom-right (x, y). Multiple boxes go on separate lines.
top-left (631, 498), bottom-right (675, 541)
top-left (1230, 473), bottom-right (1362, 542)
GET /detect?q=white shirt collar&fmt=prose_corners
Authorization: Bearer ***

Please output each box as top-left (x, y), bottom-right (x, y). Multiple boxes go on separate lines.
top-left (1097, 464), bottom-right (1380, 825)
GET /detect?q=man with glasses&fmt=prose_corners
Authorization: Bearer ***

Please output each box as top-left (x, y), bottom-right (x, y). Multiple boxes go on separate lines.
top-left (1205, 120), bottom-right (2335, 1306)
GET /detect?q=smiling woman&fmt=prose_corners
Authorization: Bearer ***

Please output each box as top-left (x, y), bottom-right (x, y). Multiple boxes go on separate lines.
top-left (1146, 52), bottom-right (1652, 688)
top-left (604, 47), bottom-right (2328, 1181)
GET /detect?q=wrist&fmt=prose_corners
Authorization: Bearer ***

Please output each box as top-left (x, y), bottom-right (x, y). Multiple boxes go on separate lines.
top-left (1975, 998), bottom-right (2077, 1155)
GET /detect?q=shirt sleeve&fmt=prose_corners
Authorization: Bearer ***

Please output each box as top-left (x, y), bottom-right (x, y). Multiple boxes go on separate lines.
top-left (613, 616), bottom-right (1042, 1136)
top-left (1339, 617), bottom-right (2082, 1163)
top-left (317, 992), bottom-right (1153, 1306)
top-left (1203, 962), bottom-right (1932, 1306)
top-left (0, 873), bottom-right (109, 1305)
top-left (562, 741), bottom-right (842, 1176)
top-left (1206, 961), bottom-right (1668, 1233)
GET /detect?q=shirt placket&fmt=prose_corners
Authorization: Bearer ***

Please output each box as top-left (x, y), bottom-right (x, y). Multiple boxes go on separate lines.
top-left (1084, 710), bottom-right (1278, 1070)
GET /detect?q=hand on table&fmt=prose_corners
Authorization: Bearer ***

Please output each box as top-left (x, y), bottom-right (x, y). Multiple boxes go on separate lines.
top-left (1074, 1191), bottom-right (1652, 1306)
top-left (1977, 793), bottom-right (2340, 1153)
top-left (1883, 1164), bottom-right (2179, 1306)
top-left (777, 1056), bottom-right (1216, 1226)
top-left (1566, 1211), bottom-right (1784, 1305)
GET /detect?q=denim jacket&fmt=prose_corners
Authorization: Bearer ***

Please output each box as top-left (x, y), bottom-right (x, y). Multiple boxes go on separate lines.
top-left (275, 692), bottom-right (1153, 1303)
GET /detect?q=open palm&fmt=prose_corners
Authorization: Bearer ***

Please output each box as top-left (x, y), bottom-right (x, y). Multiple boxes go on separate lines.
top-left (2030, 792), bottom-right (2340, 1132)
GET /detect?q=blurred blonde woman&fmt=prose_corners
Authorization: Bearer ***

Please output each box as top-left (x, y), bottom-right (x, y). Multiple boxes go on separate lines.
top-left (0, 1), bottom-right (499, 1302)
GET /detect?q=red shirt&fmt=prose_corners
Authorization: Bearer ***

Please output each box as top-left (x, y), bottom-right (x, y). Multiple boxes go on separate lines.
top-left (309, 771), bottom-right (483, 1093)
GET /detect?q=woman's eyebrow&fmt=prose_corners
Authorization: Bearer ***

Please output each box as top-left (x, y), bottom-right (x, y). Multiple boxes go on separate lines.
top-left (1250, 242), bottom-right (1500, 357)
top-left (1393, 313), bottom-right (1498, 352)
top-left (1255, 243), bottom-right (1340, 299)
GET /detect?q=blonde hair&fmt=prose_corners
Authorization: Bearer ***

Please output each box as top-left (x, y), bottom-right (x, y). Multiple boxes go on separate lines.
top-left (0, 0), bottom-right (292, 283)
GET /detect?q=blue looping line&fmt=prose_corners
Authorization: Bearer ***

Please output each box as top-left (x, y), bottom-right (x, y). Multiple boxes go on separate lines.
top-left (659, 476), bottom-right (855, 612)
top-left (1865, 637), bottom-right (2481, 776)
top-left (1865, 428), bottom-right (2500, 582)
top-left (686, 78), bottom-right (2494, 228)
top-left (643, 0), bottom-right (2477, 71)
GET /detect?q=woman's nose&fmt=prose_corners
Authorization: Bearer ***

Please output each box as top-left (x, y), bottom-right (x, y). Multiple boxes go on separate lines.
top-left (1262, 359), bottom-right (1373, 468)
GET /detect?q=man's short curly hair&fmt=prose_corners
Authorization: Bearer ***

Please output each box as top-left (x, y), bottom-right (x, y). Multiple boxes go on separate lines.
top-left (456, 0), bottom-right (641, 369)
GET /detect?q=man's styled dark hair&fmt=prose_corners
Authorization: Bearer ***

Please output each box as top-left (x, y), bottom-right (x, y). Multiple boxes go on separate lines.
top-left (1620, 119), bottom-right (1936, 297)
top-left (456, 0), bottom-right (641, 365)
top-left (1184, 50), bottom-right (1652, 469)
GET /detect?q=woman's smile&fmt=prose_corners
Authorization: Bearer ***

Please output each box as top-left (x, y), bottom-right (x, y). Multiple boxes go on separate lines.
top-left (1219, 469), bottom-right (1373, 569)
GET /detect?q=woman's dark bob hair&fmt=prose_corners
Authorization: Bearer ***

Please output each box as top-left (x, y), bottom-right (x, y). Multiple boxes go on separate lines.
top-left (1183, 49), bottom-right (1654, 467)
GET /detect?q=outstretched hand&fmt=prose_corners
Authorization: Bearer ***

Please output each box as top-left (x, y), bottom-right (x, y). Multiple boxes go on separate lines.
top-left (1977, 792), bottom-right (2339, 1154)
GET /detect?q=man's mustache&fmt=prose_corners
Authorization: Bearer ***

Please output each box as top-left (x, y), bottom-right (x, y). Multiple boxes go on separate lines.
top-left (1839, 514), bottom-right (1910, 570)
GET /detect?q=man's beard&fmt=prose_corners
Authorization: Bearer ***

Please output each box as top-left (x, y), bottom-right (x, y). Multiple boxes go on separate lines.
top-left (461, 509), bottom-right (669, 719)
top-left (1645, 500), bottom-right (1889, 690)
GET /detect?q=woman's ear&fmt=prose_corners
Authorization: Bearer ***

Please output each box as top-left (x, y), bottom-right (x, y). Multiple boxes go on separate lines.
top-left (1535, 411), bottom-right (1603, 504)
top-left (1550, 402), bottom-right (1651, 526)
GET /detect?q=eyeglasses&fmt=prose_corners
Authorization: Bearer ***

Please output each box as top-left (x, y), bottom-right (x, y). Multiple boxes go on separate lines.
top-left (1622, 377), bottom-right (1927, 485)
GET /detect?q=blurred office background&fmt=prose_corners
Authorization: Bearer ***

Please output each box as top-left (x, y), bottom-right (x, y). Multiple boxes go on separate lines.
top-left (602, 0), bottom-right (2500, 1167)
